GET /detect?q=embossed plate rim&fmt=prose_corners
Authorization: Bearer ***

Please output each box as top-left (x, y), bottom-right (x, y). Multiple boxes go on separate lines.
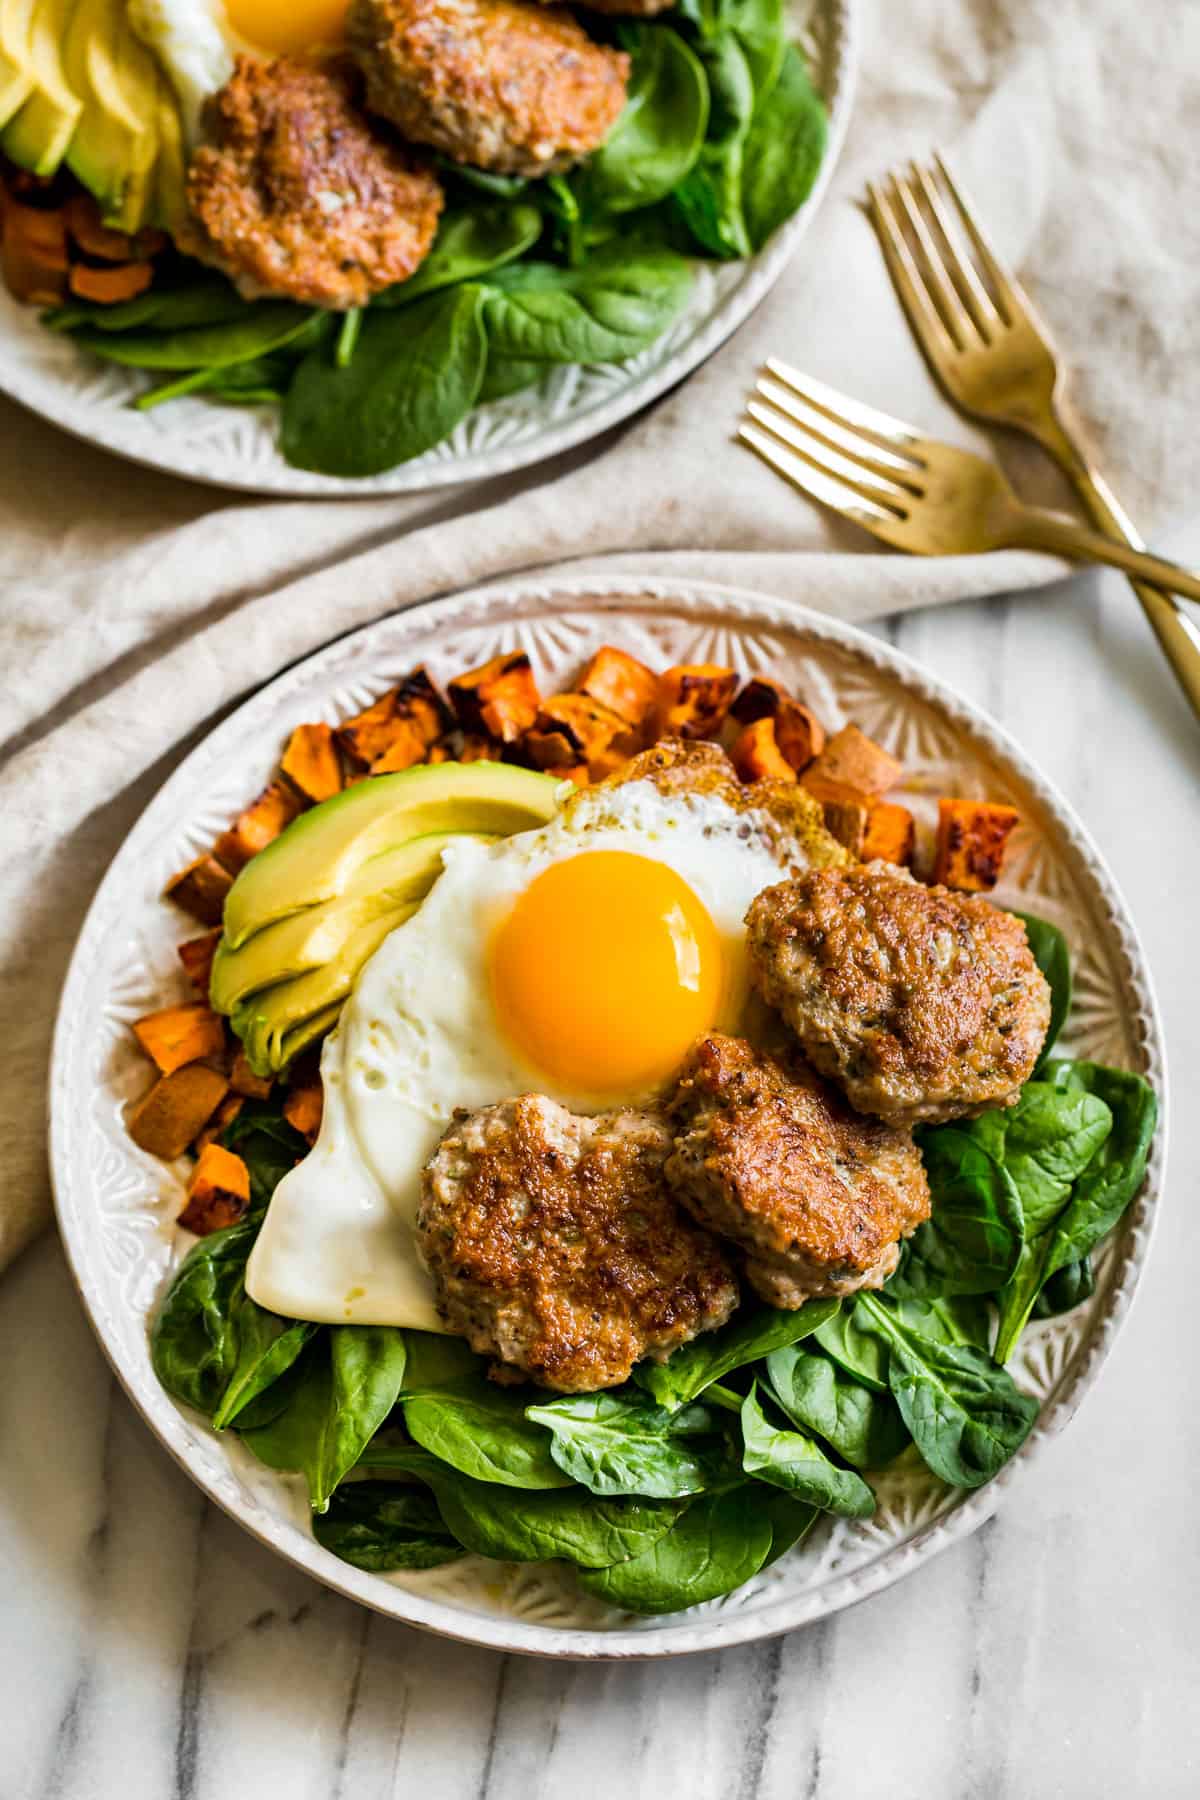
top-left (49, 574), bottom-right (1167, 1658)
top-left (0, 0), bottom-right (857, 497)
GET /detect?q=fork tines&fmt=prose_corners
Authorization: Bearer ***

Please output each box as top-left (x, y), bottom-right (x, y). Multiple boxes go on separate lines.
top-left (867, 154), bottom-right (1025, 352)
top-left (738, 359), bottom-right (925, 524)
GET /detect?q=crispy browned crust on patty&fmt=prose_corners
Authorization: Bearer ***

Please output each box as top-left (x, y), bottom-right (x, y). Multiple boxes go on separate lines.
top-left (666, 1034), bottom-right (931, 1308)
top-left (746, 865), bottom-right (1052, 1127)
top-left (180, 55), bottom-right (443, 308)
top-left (347, 0), bottom-right (629, 177)
top-left (419, 1095), bottom-right (739, 1391)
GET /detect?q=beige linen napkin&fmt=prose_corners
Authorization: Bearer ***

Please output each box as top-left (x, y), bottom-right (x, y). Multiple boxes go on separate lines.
top-left (1, 0), bottom-right (1197, 1269)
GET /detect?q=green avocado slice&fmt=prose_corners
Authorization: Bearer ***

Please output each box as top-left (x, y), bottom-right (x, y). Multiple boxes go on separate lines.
top-left (1, 0), bottom-right (82, 174)
top-left (209, 831), bottom-right (493, 1014)
top-left (222, 761), bottom-right (562, 949)
top-left (63, 0), bottom-right (160, 230)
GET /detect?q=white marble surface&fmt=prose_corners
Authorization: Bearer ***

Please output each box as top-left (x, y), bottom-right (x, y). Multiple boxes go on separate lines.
top-left (3, 561), bottom-right (1199, 1799)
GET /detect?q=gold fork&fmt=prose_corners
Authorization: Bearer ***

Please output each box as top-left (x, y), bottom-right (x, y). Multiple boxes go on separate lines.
top-left (868, 153), bottom-right (1200, 719)
top-left (738, 363), bottom-right (1200, 600)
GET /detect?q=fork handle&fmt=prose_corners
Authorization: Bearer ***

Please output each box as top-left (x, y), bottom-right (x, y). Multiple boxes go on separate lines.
top-left (1011, 506), bottom-right (1200, 608)
top-left (1033, 408), bottom-right (1200, 720)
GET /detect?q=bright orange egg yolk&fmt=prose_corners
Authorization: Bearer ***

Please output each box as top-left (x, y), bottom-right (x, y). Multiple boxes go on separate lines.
top-left (489, 850), bottom-right (724, 1096)
top-left (223, 0), bottom-right (349, 55)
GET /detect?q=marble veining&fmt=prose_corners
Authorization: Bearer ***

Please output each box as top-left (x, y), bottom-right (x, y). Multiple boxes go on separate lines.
top-left (4, 566), bottom-right (1199, 1798)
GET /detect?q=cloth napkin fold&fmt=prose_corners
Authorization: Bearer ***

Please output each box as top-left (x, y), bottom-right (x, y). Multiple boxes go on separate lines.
top-left (1, 0), bottom-right (1196, 1272)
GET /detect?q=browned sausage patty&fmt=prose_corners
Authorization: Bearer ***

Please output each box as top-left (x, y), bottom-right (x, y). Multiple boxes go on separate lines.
top-left (746, 866), bottom-right (1052, 1127)
top-left (346, 0), bottom-right (630, 177)
top-left (419, 1095), bottom-right (739, 1391)
top-left (533, 0), bottom-right (678, 11)
top-left (181, 55), bottom-right (443, 309)
top-left (666, 1035), bottom-right (931, 1309)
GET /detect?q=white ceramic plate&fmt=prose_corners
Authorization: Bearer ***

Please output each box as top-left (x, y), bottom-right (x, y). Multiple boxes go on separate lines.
top-left (50, 575), bottom-right (1167, 1658)
top-left (0, 1), bottom-right (856, 496)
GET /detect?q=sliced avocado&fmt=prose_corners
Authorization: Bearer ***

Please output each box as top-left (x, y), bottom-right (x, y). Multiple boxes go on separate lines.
top-left (64, 0), bottom-right (159, 231)
top-left (0, 0), bottom-right (79, 167)
top-left (277, 1004), bottom-right (343, 1076)
top-left (210, 831), bottom-right (494, 1015)
top-left (233, 907), bottom-right (418, 1076)
top-left (223, 761), bottom-right (562, 950)
top-left (149, 67), bottom-right (185, 233)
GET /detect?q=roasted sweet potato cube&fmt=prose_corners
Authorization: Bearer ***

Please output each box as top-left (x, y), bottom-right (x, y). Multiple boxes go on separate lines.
top-left (654, 665), bottom-right (739, 740)
top-left (449, 653), bottom-right (540, 743)
top-left (178, 1143), bottom-right (251, 1236)
top-left (230, 1048), bottom-right (273, 1100)
top-left (283, 1075), bottom-right (324, 1144)
top-left (933, 798), bottom-right (1019, 892)
top-left (862, 801), bottom-right (916, 868)
top-left (587, 745), bottom-right (634, 782)
top-left (459, 734), bottom-right (503, 763)
top-left (800, 774), bottom-right (871, 856)
top-left (214, 781), bottom-right (303, 874)
top-left (177, 930), bottom-right (222, 999)
top-left (337, 668), bottom-right (448, 769)
top-left (132, 1002), bottom-right (226, 1077)
top-left (542, 762), bottom-right (590, 786)
top-left (127, 1065), bottom-right (229, 1160)
top-left (731, 680), bottom-right (827, 772)
top-left (193, 1093), bottom-right (244, 1155)
top-left (574, 646), bottom-right (659, 729)
top-left (730, 718), bottom-right (797, 784)
top-left (164, 855), bottom-right (233, 927)
top-left (281, 722), bottom-right (343, 803)
top-left (523, 694), bottom-right (633, 776)
top-left (806, 724), bottom-right (902, 798)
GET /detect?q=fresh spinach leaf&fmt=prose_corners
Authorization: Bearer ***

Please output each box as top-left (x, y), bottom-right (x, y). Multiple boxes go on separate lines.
top-left (674, 31), bottom-right (756, 258)
top-left (739, 1386), bottom-right (875, 1517)
top-left (238, 1326), bottom-right (408, 1510)
top-left (635, 1297), bottom-right (839, 1409)
top-left (402, 1375), bottom-right (571, 1489)
top-left (378, 204), bottom-right (543, 305)
top-left (578, 1487), bottom-right (774, 1614)
top-left (740, 45), bottom-right (827, 251)
top-left (678, 0), bottom-right (786, 95)
top-left (1032, 1255), bottom-right (1094, 1319)
top-left (1013, 912), bottom-right (1072, 1070)
top-left (894, 1126), bottom-right (1024, 1299)
top-left (282, 285), bottom-right (488, 476)
top-left (992, 1082), bottom-right (1114, 1360)
top-left (150, 1217), bottom-right (257, 1415)
top-left (758, 1488), bottom-right (819, 1566)
top-left (45, 273), bottom-right (251, 334)
top-left (312, 1480), bottom-right (464, 1572)
top-left (813, 1301), bottom-right (890, 1392)
top-left (856, 1294), bottom-right (1038, 1488)
top-left (582, 25), bottom-right (709, 215)
top-left (764, 1344), bottom-right (910, 1470)
top-left (69, 304), bottom-right (319, 370)
top-left (219, 1100), bottom-right (308, 1207)
top-left (481, 245), bottom-right (694, 365)
top-left (212, 1298), bottom-right (316, 1431)
top-left (368, 1446), bottom-right (682, 1566)
top-left (525, 1391), bottom-right (730, 1498)
top-left (401, 1329), bottom-right (482, 1389)
top-left (478, 354), bottom-right (544, 402)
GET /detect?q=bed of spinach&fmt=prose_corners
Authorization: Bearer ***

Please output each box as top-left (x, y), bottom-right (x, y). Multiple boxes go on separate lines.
top-left (42, 1), bottom-right (828, 475)
top-left (148, 914), bottom-right (1154, 1614)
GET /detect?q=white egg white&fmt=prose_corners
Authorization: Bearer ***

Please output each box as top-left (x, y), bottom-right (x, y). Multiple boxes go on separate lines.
top-left (245, 781), bottom-right (801, 1330)
top-left (129, 0), bottom-right (237, 146)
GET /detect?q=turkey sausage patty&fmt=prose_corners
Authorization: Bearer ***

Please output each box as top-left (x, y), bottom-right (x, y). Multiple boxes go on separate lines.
top-left (746, 865), bottom-right (1052, 1127)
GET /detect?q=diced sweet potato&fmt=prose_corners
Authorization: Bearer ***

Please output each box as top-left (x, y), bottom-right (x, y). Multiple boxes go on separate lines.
top-left (449, 653), bottom-right (541, 743)
top-left (459, 734), bottom-right (503, 763)
top-left (587, 745), bottom-right (635, 782)
top-left (933, 798), bottom-right (1019, 892)
top-left (654, 665), bottom-right (739, 740)
top-left (127, 1065), bottom-right (229, 1160)
top-left (522, 694), bottom-right (634, 777)
top-left (730, 676), bottom-right (826, 772)
top-left (283, 1075), bottom-right (323, 1144)
top-left (337, 667), bottom-right (448, 769)
top-left (68, 261), bottom-right (154, 304)
top-left (574, 646), bottom-right (659, 730)
top-left (193, 1093), bottom-right (243, 1155)
top-left (214, 781), bottom-right (303, 874)
top-left (730, 718), bottom-right (797, 784)
top-left (281, 722), bottom-right (343, 803)
top-left (132, 1002), bottom-right (226, 1076)
top-left (164, 855), bottom-right (233, 927)
top-left (177, 930), bottom-right (222, 999)
top-left (178, 1143), bottom-right (251, 1236)
top-left (806, 724), bottom-right (902, 798)
top-left (800, 774), bottom-right (871, 856)
top-left (230, 1049), bottom-right (273, 1100)
top-left (542, 762), bottom-right (590, 786)
top-left (862, 801), bottom-right (916, 868)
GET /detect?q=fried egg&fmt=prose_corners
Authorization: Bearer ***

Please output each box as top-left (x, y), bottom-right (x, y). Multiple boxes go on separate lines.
top-left (245, 779), bottom-right (811, 1330)
top-left (130, 0), bottom-right (349, 144)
